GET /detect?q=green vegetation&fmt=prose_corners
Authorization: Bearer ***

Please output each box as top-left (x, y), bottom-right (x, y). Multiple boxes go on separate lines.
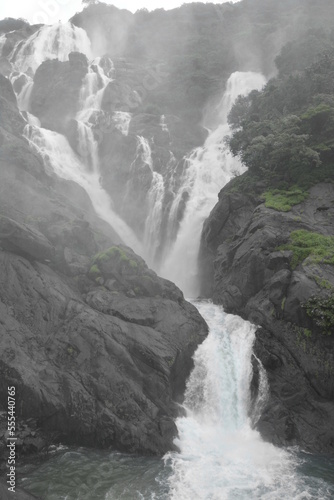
top-left (228, 32), bottom-right (334, 190)
top-left (94, 246), bottom-right (129, 264)
top-left (67, 346), bottom-right (75, 356)
top-left (263, 188), bottom-right (309, 212)
top-left (304, 294), bottom-right (334, 335)
top-left (89, 264), bottom-right (101, 277)
top-left (313, 275), bottom-right (333, 290)
top-left (73, 1), bottom-right (334, 124)
top-left (279, 230), bottom-right (334, 269)
top-left (281, 297), bottom-right (286, 311)
top-left (89, 246), bottom-right (141, 282)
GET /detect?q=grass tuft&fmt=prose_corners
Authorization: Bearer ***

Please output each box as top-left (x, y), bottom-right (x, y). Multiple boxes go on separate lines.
top-left (279, 230), bottom-right (334, 269)
top-left (263, 188), bottom-right (308, 212)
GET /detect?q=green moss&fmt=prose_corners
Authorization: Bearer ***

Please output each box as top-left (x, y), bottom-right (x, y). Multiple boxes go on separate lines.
top-left (303, 328), bottom-right (312, 338)
top-left (303, 294), bottom-right (334, 335)
top-left (89, 264), bottom-right (100, 276)
top-left (91, 246), bottom-right (140, 272)
top-left (279, 230), bottom-right (334, 269)
top-left (313, 275), bottom-right (333, 290)
top-left (95, 246), bottom-right (129, 263)
top-left (263, 188), bottom-right (309, 212)
top-left (281, 296), bottom-right (286, 311)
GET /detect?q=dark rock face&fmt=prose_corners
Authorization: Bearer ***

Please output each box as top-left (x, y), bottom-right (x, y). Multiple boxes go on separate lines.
top-left (0, 250), bottom-right (206, 455)
top-left (30, 52), bottom-right (88, 133)
top-left (0, 73), bottom-right (208, 463)
top-left (200, 182), bottom-right (334, 454)
top-left (0, 480), bottom-right (40, 499)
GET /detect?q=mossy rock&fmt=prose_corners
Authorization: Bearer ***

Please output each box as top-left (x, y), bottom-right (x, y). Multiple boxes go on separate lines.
top-left (89, 245), bottom-right (145, 280)
top-left (279, 230), bottom-right (334, 269)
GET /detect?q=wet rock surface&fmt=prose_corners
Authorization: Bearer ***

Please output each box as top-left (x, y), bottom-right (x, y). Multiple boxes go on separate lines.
top-left (200, 181), bottom-right (334, 454)
top-left (0, 71), bottom-right (208, 465)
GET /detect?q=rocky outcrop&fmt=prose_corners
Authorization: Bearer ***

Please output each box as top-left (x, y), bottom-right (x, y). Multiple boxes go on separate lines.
top-left (0, 480), bottom-right (40, 499)
top-left (30, 52), bottom-right (88, 133)
top-left (200, 181), bottom-right (334, 454)
top-left (0, 70), bottom-right (208, 469)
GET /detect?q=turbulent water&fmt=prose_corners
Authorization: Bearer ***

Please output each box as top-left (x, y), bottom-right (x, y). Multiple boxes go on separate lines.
top-left (19, 301), bottom-right (334, 499)
top-left (160, 72), bottom-right (266, 296)
top-left (11, 22), bottom-right (92, 74)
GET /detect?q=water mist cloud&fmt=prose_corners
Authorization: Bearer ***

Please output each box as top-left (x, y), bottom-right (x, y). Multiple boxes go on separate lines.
top-left (0, 0), bottom-right (242, 24)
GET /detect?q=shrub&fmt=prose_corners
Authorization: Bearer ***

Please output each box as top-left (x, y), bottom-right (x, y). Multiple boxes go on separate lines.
top-left (263, 188), bottom-right (308, 211)
top-left (279, 230), bottom-right (334, 269)
top-left (304, 294), bottom-right (334, 335)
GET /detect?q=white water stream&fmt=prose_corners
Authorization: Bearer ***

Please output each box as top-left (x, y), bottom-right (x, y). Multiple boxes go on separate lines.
top-left (10, 22), bottom-right (141, 254)
top-left (11, 22), bottom-right (92, 74)
top-left (166, 301), bottom-right (306, 500)
top-left (160, 72), bottom-right (266, 296)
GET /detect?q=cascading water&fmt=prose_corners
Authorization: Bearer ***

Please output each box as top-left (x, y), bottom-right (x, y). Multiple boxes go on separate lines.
top-left (0, 34), bottom-right (6, 57)
top-left (135, 136), bottom-right (166, 267)
top-left (144, 171), bottom-right (165, 268)
top-left (5, 22), bottom-right (334, 498)
top-left (76, 59), bottom-right (113, 172)
top-left (165, 301), bottom-right (333, 500)
top-left (10, 22), bottom-right (92, 74)
top-left (113, 111), bottom-right (132, 136)
top-left (20, 301), bottom-right (334, 499)
top-left (9, 22), bottom-right (142, 254)
top-left (24, 125), bottom-right (142, 254)
top-left (160, 114), bottom-right (169, 133)
top-left (160, 72), bottom-right (266, 297)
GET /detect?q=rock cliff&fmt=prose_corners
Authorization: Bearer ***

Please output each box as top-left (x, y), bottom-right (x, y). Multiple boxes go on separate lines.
top-left (0, 72), bottom-right (207, 472)
top-left (200, 180), bottom-right (334, 453)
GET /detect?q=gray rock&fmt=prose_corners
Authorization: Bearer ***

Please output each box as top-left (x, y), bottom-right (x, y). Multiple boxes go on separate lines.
top-left (0, 216), bottom-right (55, 263)
top-left (200, 180), bottom-right (334, 454)
top-left (0, 71), bottom-right (208, 458)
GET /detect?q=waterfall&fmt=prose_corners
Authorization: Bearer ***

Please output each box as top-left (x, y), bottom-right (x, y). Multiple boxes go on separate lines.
top-left (166, 301), bottom-right (301, 500)
top-left (144, 172), bottom-right (165, 268)
top-left (10, 22), bottom-right (92, 74)
top-left (24, 124), bottom-right (142, 254)
top-left (0, 34), bottom-right (6, 57)
top-left (113, 111), bottom-right (132, 136)
top-left (160, 114), bottom-right (169, 133)
top-left (135, 136), bottom-right (166, 267)
top-left (75, 59), bottom-right (113, 172)
top-left (17, 80), bottom-right (34, 112)
top-left (160, 72), bottom-right (266, 297)
top-left (9, 22), bottom-right (142, 254)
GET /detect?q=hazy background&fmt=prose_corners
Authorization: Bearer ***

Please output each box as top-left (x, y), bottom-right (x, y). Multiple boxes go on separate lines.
top-left (0, 0), bottom-right (241, 25)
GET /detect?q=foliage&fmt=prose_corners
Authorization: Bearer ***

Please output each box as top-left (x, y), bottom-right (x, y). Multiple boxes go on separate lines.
top-left (313, 275), bottom-right (333, 290)
top-left (279, 230), bottom-right (334, 269)
top-left (0, 18), bottom-right (29, 34)
top-left (89, 264), bottom-right (100, 277)
top-left (94, 246), bottom-right (129, 264)
top-left (304, 294), bottom-right (334, 335)
top-left (228, 37), bottom-right (334, 188)
top-left (275, 29), bottom-right (334, 77)
top-left (90, 247), bottom-right (139, 280)
top-left (263, 188), bottom-right (309, 211)
top-left (72, 0), bottom-right (334, 124)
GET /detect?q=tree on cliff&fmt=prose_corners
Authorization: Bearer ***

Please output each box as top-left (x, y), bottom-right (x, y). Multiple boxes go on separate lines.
top-left (228, 33), bottom-right (334, 188)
